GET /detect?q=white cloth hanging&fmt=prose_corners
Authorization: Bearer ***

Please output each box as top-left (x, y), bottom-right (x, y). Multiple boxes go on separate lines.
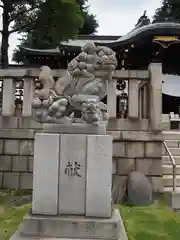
top-left (163, 74), bottom-right (180, 97)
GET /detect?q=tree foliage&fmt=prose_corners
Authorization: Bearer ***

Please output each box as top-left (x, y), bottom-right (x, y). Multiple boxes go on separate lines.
top-left (77, 0), bottom-right (99, 34)
top-left (0, 0), bottom-right (89, 67)
top-left (14, 0), bottom-right (84, 48)
top-left (79, 11), bottom-right (99, 34)
top-left (13, 0), bottom-right (99, 63)
top-left (153, 0), bottom-right (180, 23)
top-left (0, 0), bottom-right (44, 67)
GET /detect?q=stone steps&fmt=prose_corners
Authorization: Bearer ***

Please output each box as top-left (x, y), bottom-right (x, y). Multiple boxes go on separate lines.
top-left (166, 148), bottom-right (180, 156)
top-left (163, 132), bottom-right (180, 141)
top-left (164, 186), bottom-right (180, 192)
top-left (164, 140), bottom-right (180, 148)
top-left (163, 145), bottom-right (180, 156)
top-left (163, 156), bottom-right (180, 165)
top-left (163, 175), bottom-right (180, 187)
top-left (163, 155), bottom-right (180, 165)
top-left (162, 139), bottom-right (180, 191)
top-left (153, 137), bottom-right (180, 197)
top-left (163, 164), bottom-right (180, 175)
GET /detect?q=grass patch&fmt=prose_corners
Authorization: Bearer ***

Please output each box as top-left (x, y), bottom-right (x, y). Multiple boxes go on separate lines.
top-left (0, 189), bottom-right (31, 240)
top-left (120, 194), bottom-right (180, 240)
top-left (0, 190), bottom-right (179, 240)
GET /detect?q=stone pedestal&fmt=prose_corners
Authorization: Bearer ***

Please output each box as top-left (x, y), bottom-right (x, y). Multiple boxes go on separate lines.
top-left (12, 209), bottom-right (128, 240)
top-left (11, 124), bottom-right (128, 240)
top-left (32, 131), bottom-right (112, 218)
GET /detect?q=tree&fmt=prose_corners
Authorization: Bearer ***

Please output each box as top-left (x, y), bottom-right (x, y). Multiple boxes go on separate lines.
top-left (0, 0), bottom-right (84, 68)
top-left (153, 0), bottom-right (180, 23)
top-left (20, 0), bottom-right (98, 47)
top-left (13, 0), bottom-right (98, 63)
top-left (0, 0), bottom-right (42, 68)
top-left (18, 0), bottom-right (84, 48)
top-left (79, 10), bottom-right (98, 34)
top-left (77, 0), bottom-right (98, 34)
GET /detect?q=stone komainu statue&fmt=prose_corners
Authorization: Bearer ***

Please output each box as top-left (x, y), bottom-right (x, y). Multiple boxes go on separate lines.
top-left (32, 42), bottom-right (117, 125)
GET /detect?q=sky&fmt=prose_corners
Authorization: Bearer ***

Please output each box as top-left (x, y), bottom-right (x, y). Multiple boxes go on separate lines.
top-left (8, 0), bottom-right (162, 62)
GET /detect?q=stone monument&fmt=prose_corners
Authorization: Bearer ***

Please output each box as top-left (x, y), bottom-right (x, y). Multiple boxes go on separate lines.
top-left (11, 43), bottom-right (128, 239)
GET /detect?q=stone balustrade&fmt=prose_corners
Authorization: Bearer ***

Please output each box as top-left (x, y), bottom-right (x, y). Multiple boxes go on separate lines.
top-left (0, 64), bottom-right (162, 129)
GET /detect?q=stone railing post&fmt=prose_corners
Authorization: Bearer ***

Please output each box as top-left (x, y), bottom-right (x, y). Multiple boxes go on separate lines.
top-left (2, 78), bottom-right (15, 116)
top-left (128, 71), bottom-right (139, 118)
top-left (139, 83), bottom-right (148, 119)
top-left (143, 84), bottom-right (148, 118)
top-left (107, 72), bottom-right (117, 118)
top-left (149, 63), bottom-right (162, 131)
top-left (22, 78), bottom-right (34, 117)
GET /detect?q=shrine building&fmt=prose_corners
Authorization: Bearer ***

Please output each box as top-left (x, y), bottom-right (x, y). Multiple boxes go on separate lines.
top-left (16, 21), bottom-right (180, 116)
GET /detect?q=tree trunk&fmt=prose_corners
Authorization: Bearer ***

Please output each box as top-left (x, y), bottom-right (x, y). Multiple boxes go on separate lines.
top-left (1, 2), bottom-right (10, 68)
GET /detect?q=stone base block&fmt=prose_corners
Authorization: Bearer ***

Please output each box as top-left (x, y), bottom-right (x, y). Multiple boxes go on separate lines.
top-left (43, 123), bottom-right (106, 135)
top-left (11, 209), bottom-right (128, 240)
top-left (12, 234), bottom-right (115, 240)
top-left (33, 133), bottom-right (112, 218)
top-left (164, 191), bottom-right (180, 209)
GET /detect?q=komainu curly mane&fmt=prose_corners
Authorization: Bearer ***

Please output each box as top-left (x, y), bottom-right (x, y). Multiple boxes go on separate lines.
top-left (32, 42), bottom-right (117, 125)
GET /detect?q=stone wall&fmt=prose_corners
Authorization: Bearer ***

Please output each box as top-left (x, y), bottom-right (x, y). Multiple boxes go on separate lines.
top-left (0, 117), bottom-right (39, 190)
top-left (112, 139), bottom-right (162, 192)
top-left (0, 117), bottom-right (163, 192)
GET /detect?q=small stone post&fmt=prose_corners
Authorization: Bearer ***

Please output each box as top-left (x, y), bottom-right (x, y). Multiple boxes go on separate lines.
top-left (22, 78), bottom-right (34, 117)
top-left (143, 84), bottom-right (148, 118)
top-left (2, 78), bottom-right (15, 116)
top-left (107, 72), bottom-right (117, 118)
top-left (149, 63), bottom-right (162, 131)
top-left (128, 75), bottom-right (139, 118)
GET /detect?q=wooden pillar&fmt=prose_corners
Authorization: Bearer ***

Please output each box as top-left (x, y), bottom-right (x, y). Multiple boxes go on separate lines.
top-left (107, 72), bottom-right (117, 118)
top-left (22, 78), bottom-right (34, 117)
top-left (149, 63), bottom-right (162, 131)
top-left (2, 78), bottom-right (15, 116)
